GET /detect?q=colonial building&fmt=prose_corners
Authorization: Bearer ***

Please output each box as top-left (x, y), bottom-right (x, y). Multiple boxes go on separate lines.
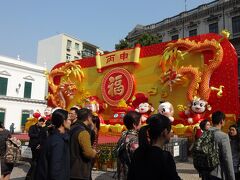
top-left (0, 55), bottom-right (47, 132)
top-left (126, 0), bottom-right (240, 89)
top-left (37, 33), bottom-right (103, 71)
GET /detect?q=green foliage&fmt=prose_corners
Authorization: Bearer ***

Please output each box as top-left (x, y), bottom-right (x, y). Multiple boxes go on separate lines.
top-left (115, 39), bottom-right (131, 50)
top-left (98, 147), bottom-right (112, 163)
top-left (115, 33), bottom-right (161, 50)
top-left (136, 33), bottom-right (161, 47)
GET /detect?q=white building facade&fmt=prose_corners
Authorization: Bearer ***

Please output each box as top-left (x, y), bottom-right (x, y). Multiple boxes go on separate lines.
top-left (37, 33), bottom-right (103, 71)
top-left (126, 0), bottom-right (240, 44)
top-left (0, 55), bottom-right (47, 132)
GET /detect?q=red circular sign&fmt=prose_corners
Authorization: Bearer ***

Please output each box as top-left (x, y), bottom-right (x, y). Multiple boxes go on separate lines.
top-left (101, 68), bottom-right (135, 106)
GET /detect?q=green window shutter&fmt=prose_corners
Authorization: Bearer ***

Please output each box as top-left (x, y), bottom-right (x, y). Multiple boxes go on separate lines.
top-left (0, 109), bottom-right (5, 124)
top-left (24, 82), bottom-right (32, 98)
top-left (0, 77), bottom-right (8, 95)
top-left (21, 111), bottom-right (30, 126)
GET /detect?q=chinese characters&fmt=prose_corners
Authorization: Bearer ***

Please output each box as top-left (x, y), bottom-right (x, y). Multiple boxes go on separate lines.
top-left (107, 75), bottom-right (124, 97)
top-left (105, 52), bottom-right (129, 64)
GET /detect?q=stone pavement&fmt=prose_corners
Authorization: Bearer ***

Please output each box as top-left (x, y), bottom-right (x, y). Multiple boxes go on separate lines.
top-left (1, 158), bottom-right (201, 180)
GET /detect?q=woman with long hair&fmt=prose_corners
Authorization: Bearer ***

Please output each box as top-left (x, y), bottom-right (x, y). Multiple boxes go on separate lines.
top-left (36, 109), bottom-right (71, 180)
top-left (228, 124), bottom-right (240, 180)
top-left (128, 114), bottom-right (181, 180)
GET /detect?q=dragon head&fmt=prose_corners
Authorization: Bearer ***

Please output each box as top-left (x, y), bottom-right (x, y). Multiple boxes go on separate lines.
top-left (59, 82), bottom-right (77, 98)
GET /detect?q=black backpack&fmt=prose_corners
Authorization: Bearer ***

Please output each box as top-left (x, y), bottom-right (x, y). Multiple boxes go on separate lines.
top-left (192, 130), bottom-right (220, 173)
top-left (0, 130), bottom-right (10, 157)
top-left (0, 135), bottom-right (6, 157)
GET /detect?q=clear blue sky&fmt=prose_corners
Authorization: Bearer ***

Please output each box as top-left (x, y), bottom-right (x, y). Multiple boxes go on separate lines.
top-left (0, 0), bottom-right (213, 64)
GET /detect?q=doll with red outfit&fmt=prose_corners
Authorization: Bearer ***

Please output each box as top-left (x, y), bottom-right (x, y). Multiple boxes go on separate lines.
top-left (132, 93), bottom-right (154, 124)
top-left (178, 97), bottom-right (211, 125)
top-left (43, 106), bottom-right (52, 121)
top-left (33, 110), bottom-right (41, 119)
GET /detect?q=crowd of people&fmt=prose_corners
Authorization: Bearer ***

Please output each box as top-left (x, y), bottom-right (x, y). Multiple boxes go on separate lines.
top-left (0, 108), bottom-right (239, 180)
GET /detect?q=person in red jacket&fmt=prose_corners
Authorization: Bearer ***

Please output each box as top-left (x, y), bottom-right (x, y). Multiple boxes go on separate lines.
top-left (195, 119), bottom-right (211, 139)
top-left (189, 119), bottom-right (211, 152)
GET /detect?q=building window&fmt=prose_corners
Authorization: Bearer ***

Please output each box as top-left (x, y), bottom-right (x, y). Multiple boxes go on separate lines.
top-left (21, 110), bottom-right (30, 127)
top-left (75, 43), bottom-right (79, 50)
top-left (74, 56), bottom-right (79, 60)
top-left (232, 15), bottom-right (240, 36)
top-left (66, 54), bottom-right (71, 60)
top-left (0, 77), bottom-right (8, 95)
top-left (0, 108), bottom-right (6, 125)
top-left (189, 29), bottom-right (197, 37)
top-left (209, 22), bottom-right (218, 33)
top-left (66, 40), bottom-right (72, 51)
top-left (82, 49), bottom-right (96, 58)
top-left (171, 34), bottom-right (179, 40)
top-left (24, 81), bottom-right (32, 98)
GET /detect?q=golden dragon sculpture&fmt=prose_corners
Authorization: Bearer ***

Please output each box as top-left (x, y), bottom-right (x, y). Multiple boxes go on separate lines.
top-left (159, 30), bottom-right (229, 102)
top-left (47, 61), bottom-right (84, 109)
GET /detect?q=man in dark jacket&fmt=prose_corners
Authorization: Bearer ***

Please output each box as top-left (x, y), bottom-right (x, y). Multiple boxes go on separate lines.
top-left (28, 118), bottom-right (45, 160)
top-left (26, 118), bottom-right (45, 179)
top-left (70, 108), bottom-right (96, 180)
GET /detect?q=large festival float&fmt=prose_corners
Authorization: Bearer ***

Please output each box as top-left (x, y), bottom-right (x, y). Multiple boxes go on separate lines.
top-left (24, 31), bottom-right (239, 170)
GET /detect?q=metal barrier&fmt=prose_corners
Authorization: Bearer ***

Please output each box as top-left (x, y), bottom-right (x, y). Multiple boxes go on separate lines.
top-left (163, 137), bottom-right (188, 162)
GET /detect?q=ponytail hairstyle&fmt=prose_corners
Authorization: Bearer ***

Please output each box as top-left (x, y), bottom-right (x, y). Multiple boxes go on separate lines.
top-left (147, 114), bottom-right (171, 142)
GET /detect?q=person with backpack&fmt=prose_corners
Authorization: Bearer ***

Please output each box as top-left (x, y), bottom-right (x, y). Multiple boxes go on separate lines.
top-left (127, 114), bottom-right (181, 180)
top-left (193, 111), bottom-right (235, 180)
top-left (195, 119), bottom-right (211, 138)
top-left (0, 122), bottom-right (12, 180)
top-left (190, 119), bottom-right (211, 152)
top-left (228, 124), bottom-right (240, 180)
top-left (115, 111), bottom-right (141, 180)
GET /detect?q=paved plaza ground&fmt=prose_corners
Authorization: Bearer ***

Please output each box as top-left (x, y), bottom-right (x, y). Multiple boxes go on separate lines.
top-left (1, 158), bottom-right (201, 180)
